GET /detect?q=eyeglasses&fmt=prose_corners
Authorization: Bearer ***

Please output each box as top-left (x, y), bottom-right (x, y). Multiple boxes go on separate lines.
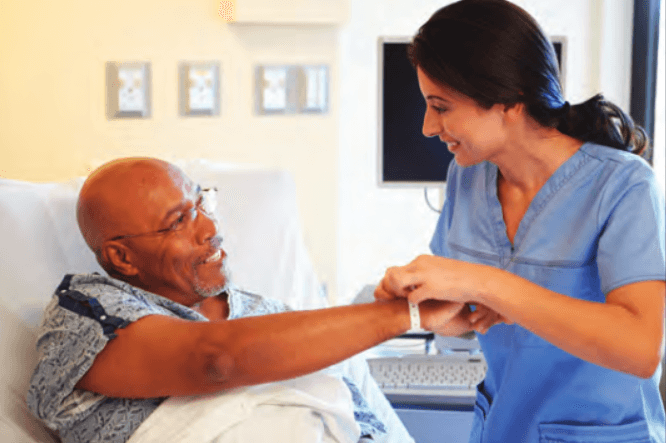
top-left (108, 187), bottom-right (218, 242)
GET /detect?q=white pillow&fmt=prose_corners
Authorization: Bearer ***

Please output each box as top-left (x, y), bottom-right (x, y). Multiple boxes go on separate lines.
top-left (0, 161), bottom-right (325, 330)
top-left (0, 301), bottom-right (60, 443)
top-left (0, 177), bottom-right (103, 328)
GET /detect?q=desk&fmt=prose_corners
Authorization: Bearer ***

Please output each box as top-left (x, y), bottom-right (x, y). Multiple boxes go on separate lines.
top-left (357, 321), bottom-right (482, 442)
top-left (393, 405), bottom-right (474, 443)
top-left (388, 392), bottom-right (475, 443)
top-left (363, 349), bottom-right (478, 443)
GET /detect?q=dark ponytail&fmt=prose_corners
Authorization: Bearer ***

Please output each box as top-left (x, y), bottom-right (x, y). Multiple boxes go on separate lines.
top-left (409, 0), bottom-right (648, 156)
top-left (556, 95), bottom-right (647, 154)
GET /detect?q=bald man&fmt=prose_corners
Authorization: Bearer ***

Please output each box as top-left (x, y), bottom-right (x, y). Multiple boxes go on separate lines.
top-left (26, 157), bottom-right (487, 443)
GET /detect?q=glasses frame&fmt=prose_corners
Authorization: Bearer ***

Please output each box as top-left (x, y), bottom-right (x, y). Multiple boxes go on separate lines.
top-left (107, 187), bottom-right (218, 242)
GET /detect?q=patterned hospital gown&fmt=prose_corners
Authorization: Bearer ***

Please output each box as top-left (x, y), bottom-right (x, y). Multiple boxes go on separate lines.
top-left (27, 273), bottom-right (385, 443)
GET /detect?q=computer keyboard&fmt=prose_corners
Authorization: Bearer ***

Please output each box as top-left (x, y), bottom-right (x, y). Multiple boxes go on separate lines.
top-left (367, 353), bottom-right (487, 398)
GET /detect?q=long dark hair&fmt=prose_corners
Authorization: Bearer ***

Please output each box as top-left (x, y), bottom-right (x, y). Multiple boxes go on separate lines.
top-left (408, 0), bottom-right (648, 155)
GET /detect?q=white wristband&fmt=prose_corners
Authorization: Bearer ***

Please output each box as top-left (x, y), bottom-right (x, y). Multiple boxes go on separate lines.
top-left (408, 302), bottom-right (421, 331)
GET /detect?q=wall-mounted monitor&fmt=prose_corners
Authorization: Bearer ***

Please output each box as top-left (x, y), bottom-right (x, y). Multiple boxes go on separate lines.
top-left (378, 36), bottom-right (567, 186)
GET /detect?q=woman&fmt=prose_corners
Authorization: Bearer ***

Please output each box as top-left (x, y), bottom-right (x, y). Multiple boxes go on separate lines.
top-left (375, 1), bottom-right (665, 442)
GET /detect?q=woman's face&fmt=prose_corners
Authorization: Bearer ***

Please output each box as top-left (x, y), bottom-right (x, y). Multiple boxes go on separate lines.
top-left (417, 67), bottom-right (509, 167)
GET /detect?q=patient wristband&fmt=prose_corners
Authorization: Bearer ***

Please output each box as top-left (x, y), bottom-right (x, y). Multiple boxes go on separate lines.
top-left (408, 302), bottom-right (421, 330)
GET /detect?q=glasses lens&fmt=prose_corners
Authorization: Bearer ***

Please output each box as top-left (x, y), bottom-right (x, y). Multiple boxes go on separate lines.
top-left (200, 188), bottom-right (218, 216)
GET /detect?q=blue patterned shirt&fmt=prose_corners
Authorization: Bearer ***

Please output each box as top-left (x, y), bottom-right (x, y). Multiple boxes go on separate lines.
top-left (27, 273), bottom-right (384, 442)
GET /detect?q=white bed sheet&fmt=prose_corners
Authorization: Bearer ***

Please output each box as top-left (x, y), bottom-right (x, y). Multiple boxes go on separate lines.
top-left (127, 372), bottom-right (359, 443)
top-left (127, 356), bottom-right (414, 443)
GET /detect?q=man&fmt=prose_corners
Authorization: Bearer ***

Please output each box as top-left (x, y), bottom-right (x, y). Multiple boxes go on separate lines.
top-left (27, 157), bottom-right (493, 443)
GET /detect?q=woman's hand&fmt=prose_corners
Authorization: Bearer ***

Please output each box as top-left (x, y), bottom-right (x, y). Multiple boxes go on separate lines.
top-left (374, 255), bottom-right (512, 335)
top-left (374, 265), bottom-right (413, 301)
top-left (375, 254), bottom-right (491, 304)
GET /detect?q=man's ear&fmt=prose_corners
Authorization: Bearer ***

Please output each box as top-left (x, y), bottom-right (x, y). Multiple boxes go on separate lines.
top-left (100, 242), bottom-right (139, 277)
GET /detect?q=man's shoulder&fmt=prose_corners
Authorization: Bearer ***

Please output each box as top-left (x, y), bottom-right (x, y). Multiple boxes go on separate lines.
top-left (44, 273), bottom-right (206, 332)
top-left (56, 273), bottom-right (150, 315)
top-left (39, 273), bottom-right (125, 324)
top-left (58, 273), bottom-right (137, 299)
top-left (37, 274), bottom-right (145, 339)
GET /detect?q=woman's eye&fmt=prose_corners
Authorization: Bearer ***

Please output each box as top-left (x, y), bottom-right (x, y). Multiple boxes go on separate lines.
top-left (427, 103), bottom-right (447, 114)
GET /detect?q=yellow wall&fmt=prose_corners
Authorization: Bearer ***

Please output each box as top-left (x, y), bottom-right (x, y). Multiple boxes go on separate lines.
top-left (0, 0), bottom-right (340, 298)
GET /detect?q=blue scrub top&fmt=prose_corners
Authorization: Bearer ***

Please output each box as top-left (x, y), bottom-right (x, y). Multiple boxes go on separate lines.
top-left (430, 143), bottom-right (666, 443)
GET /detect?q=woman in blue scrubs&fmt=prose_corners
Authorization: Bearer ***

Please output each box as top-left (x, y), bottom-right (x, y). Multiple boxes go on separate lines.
top-left (375, 1), bottom-right (666, 442)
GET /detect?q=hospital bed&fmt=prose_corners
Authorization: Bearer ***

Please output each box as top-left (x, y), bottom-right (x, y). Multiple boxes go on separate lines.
top-left (0, 159), bottom-right (412, 443)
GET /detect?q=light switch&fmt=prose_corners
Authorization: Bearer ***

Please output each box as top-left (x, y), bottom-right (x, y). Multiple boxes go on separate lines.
top-left (257, 66), bottom-right (288, 112)
top-left (106, 62), bottom-right (151, 119)
top-left (255, 66), bottom-right (302, 114)
top-left (179, 62), bottom-right (220, 116)
top-left (255, 64), bottom-right (329, 115)
top-left (118, 67), bottom-right (146, 112)
top-left (299, 65), bottom-right (328, 113)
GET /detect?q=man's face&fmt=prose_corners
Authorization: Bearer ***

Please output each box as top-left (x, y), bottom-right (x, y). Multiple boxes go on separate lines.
top-left (118, 166), bottom-right (229, 306)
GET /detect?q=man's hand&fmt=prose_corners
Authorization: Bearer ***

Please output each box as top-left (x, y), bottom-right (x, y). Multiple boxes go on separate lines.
top-left (419, 301), bottom-right (511, 336)
top-left (467, 304), bottom-right (512, 334)
top-left (418, 299), bottom-right (467, 333)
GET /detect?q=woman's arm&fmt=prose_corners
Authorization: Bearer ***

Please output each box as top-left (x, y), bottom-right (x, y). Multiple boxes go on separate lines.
top-left (480, 273), bottom-right (664, 379)
top-left (381, 255), bottom-right (665, 378)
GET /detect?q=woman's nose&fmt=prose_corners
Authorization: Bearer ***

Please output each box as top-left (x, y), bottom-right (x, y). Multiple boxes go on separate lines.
top-left (422, 108), bottom-right (442, 138)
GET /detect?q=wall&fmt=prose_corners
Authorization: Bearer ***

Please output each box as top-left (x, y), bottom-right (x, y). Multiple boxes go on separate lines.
top-left (336, 0), bottom-right (638, 304)
top-left (1, 0), bottom-right (658, 306)
top-left (0, 0), bottom-right (340, 300)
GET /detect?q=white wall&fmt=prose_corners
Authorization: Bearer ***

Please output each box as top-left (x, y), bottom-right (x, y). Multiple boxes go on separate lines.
top-left (336, 0), bottom-right (637, 304)
top-left (0, 0), bottom-right (341, 301)
top-left (1, 0), bottom-right (657, 306)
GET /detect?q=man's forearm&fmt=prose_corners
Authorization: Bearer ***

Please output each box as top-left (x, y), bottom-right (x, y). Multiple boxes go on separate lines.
top-left (200, 299), bottom-right (411, 390)
top-left (75, 297), bottom-right (462, 398)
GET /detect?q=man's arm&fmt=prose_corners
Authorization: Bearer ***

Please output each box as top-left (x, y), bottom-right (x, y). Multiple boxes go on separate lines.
top-left (75, 299), bottom-right (463, 398)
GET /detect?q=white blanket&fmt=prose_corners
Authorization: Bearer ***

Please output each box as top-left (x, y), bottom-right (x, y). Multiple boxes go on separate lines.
top-left (127, 357), bottom-right (414, 443)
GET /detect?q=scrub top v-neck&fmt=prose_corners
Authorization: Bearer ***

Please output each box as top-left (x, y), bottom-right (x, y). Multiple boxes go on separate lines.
top-left (429, 142), bottom-right (666, 443)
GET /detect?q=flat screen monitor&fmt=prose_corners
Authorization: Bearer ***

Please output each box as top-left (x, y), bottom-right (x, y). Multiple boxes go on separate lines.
top-left (378, 36), bottom-right (566, 185)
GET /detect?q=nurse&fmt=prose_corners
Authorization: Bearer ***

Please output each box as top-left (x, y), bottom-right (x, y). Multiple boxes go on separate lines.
top-left (375, 0), bottom-right (666, 442)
